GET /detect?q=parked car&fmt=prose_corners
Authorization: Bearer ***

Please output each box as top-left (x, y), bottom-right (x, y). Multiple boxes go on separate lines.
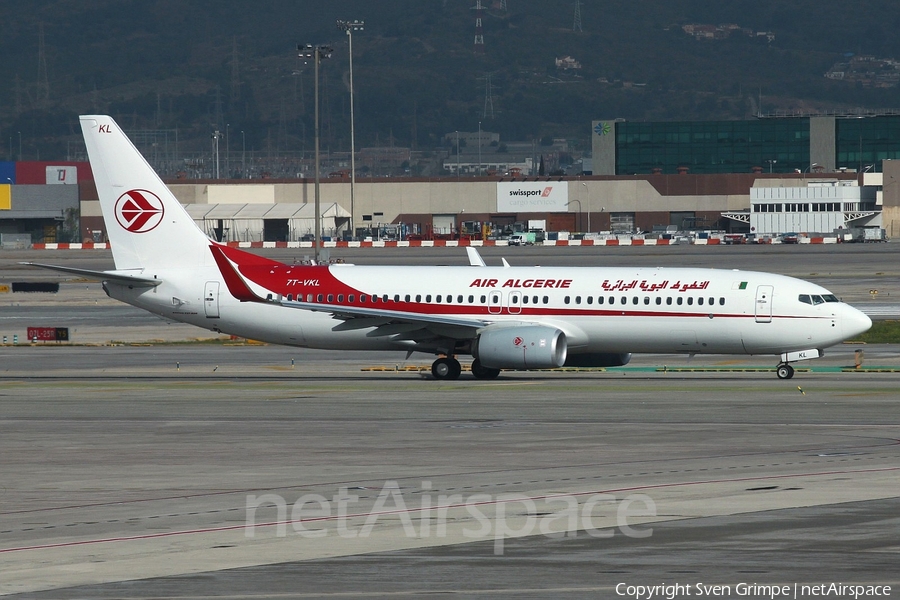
top-left (781, 232), bottom-right (800, 244)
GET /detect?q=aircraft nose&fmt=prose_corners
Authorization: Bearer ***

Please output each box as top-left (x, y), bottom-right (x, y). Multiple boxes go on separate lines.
top-left (842, 304), bottom-right (872, 339)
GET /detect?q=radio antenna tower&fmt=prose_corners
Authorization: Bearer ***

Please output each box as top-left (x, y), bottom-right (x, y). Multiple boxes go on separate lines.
top-left (573, 0), bottom-right (583, 32)
top-left (472, 0), bottom-right (485, 53)
top-left (36, 23), bottom-right (50, 105)
top-left (230, 37), bottom-right (241, 104)
top-left (479, 73), bottom-right (496, 119)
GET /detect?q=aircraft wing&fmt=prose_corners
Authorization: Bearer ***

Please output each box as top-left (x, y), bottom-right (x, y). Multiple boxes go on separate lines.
top-left (22, 262), bottom-right (162, 287)
top-left (279, 298), bottom-right (488, 329)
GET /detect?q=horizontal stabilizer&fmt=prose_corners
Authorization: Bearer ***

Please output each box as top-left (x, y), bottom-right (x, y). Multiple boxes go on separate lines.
top-left (22, 262), bottom-right (161, 287)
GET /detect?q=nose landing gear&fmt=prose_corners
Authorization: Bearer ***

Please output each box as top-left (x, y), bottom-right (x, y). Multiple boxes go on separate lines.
top-left (776, 363), bottom-right (795, 379)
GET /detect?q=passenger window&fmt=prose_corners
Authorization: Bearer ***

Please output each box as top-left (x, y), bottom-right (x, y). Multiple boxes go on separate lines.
top-left (677, 297), bottom-right (683, 306)
top-left (643, 297), bottom-right (650, 305)
top-left (621, 296), bottom-right (627, 305)
top-left (632, 296), bottom-right (638, 305)
top-left (307, 294), bottom-right (313, 302)
top-left (587, 296), bottom-right (593, 305)
top-left (481, 295), bottom-right (487, 303)
top-left (798, 294), bottom-right (812, 305)
top-left (426, 294), bottom-right (432, 302)
top-left (687, 297), bottom-right (693, 305)
top-left (564, 296), bottom-right (571, 304)
top-left (328, 294), bottom-right (334, 302)
top-left (575, 296), bottom-right (582, 304)
top-left (523, 296), bottom-right (529, 304)
top-left (317, 294), bottom-right (323, 302)
top-left (286, 294), bottom-right (293, 301)
top-left (708, 297), bottom-right (714, 306)
top-left (337, 294), bottom-right (344, 303)
top-left (404, 294), bottom-right (410, 302)
top-left (598, 296), bottom-right (604, 305)
top-left (698, 297), bottom-right (704, 306)
top-left (415, 294), bottom-right (421, 302)
top-left (458, 295), bottom-right (463, 303)
top-left (511, 295), bottom-right (518, 304)
top-left (656, 297), bottom-right (662, 305)
top-left (543, 296), bottom-right (549, 304)
top-left (393, 294), bottom-right (400, 302)
top-left (436, 295), bottom-right (442, 303)
top-left (666, 297), bottom-right (673, 305)
top-left (719, 297), bottom-right (725, 306)
top-left (469, 295), bottom-right (475, 303)
top-left (371, 295), bottom-right (378, 303)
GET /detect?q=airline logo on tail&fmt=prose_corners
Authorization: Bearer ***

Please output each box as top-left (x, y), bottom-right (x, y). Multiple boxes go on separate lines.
top-left (115, 190), bottom-right (164, 233)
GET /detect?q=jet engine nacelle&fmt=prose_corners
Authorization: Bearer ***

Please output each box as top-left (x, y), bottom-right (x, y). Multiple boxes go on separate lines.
top-left (563, 352), bottom-right (632, 367)
top-left (473, 325), bottom-right (567, 369)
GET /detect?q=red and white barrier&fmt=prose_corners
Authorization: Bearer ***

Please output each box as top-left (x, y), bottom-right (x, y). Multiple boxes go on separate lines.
top-left (30, 236), bottom-right (841, 249)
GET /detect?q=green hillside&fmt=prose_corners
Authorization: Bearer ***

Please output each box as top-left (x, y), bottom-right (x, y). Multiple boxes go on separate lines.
top-left (2, 0), bottom-right (900, 161)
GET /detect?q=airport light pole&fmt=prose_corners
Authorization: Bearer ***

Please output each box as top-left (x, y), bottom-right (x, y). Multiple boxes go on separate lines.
top-left (337, 19), bottom-right (363, 241)
top-left (298, 43), bottom-right (332, 263)
top-left (566, 199), bottom-right (582, 233)
top-left (212, 130), bottom-right (221, 179)
top-left (455, 130), bottom-right (460, 178)
top-left (581, 182), bottom-right (591, 233)
top-left (477, 121), bottom-right (482, 176)
top-left (225, 124), bottom-right (230, 178)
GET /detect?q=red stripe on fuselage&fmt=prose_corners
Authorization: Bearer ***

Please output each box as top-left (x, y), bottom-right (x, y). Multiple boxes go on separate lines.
top-left (211, 248), bottom-right (824, 321)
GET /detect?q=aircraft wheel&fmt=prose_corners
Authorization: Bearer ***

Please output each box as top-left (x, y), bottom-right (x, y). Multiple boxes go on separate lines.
top-left (776, 364), bottom-right (794, 379)
top-left (449, 358), bottom-right (462, 379)
top-left (432, 357), bottom-right (461, 380)
top-left (471, 359), bottom-right (501, 379)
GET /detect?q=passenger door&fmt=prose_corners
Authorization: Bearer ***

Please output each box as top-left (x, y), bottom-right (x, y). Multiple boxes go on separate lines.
top-left (204, 281), bottom-right (220, 318)
top-left (755, 285), bottom-right (773, 323)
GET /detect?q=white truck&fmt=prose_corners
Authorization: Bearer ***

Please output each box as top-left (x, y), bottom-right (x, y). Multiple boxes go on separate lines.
top-left (508, 232), bottom-right (536, 246)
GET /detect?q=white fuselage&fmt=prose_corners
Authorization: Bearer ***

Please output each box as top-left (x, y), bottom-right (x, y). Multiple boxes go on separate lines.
top-left (105, 264), bottom-right (871, 357)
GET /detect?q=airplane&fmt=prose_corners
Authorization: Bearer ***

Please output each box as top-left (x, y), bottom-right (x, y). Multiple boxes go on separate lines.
top-left (27, 115), bottom-right (872, 380)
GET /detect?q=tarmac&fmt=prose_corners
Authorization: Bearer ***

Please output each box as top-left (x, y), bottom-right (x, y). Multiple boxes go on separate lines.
top-left (0, 245), bottom-right (898, 598)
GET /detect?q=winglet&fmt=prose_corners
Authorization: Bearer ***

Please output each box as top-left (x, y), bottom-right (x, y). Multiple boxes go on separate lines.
top-left (466, 246), bottom-right (487, 267)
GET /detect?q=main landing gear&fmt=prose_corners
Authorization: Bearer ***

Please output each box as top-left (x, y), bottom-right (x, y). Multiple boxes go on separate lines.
top-left (431, 357), bottom-right (501, 380)
top-left (776, 363), bottom-right (795, 379)
top-left (431, 356), bottom-right (461, 380)
top-left (470, 358), bottom-right (501, 380)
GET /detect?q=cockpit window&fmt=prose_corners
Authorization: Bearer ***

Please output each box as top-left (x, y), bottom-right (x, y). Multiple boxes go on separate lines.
top-left (798, 294), bottom-right (811, 305)
top-left (811, 295), bottom-right (825, 305)
top-left (822, 294), bottom-right (839, 303)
